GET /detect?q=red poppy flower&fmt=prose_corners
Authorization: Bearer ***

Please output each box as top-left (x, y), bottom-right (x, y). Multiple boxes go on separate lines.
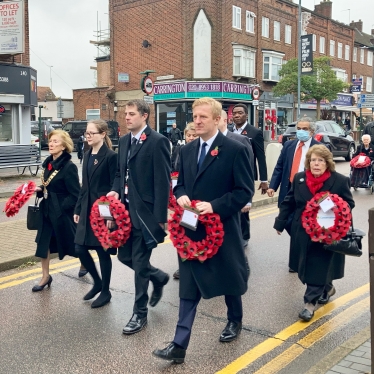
top-left (48, 163), bottom-right (53, 171)
top-left (140, 133), bottom-right (147, 141)
top-left (211, 149), bottom-right (218, 156)
top-left (242, 131), bottom-right (247, 135)
top-left (3, 181), bottom-right (37, 217)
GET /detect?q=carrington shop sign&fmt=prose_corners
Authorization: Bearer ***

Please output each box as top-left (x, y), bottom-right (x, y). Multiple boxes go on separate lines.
top-left (154, 81), bottom-right (254, 101)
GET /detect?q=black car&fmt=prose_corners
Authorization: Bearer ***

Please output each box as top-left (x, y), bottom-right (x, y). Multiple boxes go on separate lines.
top-left (30, 120), bottom-right (55, 148)
top-left (279, 120), bottom-right (355, 161)
top-left (62, 120), bottom-right (120, 151)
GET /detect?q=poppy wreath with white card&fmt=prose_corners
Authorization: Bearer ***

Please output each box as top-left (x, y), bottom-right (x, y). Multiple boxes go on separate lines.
top-left (301, 191), bottom-right (351, 244)
top-left (168, 172), bottom-right (179, 211)
top-left (168, 200), bottom-right (224, 263)
top-left (90, 196), bottom-right (131, 249)
top-left (3, 181), bottom-right (36, 217)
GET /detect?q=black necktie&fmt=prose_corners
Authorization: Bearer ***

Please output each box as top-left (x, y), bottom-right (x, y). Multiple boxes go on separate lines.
top-left (128, 137), bottom-right (137, 164)
top-left (198, 142), bottom-right (207, 171)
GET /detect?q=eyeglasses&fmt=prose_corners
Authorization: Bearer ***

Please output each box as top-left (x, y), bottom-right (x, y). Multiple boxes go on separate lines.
top-left (84, 132), bottom-right (100, 137)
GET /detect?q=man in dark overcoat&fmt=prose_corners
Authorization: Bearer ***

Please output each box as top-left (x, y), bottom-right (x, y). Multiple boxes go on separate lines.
top-left (108, 99), bottom-right (170, 335)
top-left (153, 98), bottom-right (252, 363)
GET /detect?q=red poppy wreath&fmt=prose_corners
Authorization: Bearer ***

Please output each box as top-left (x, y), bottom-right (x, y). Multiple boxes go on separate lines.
top-left (349, 153), bottom-right (371, 169)
top-left (168, 172), bottom-right (179, 211)
top-left (168, 200), bottom-right (224, 262)
top-left (3, 181), bottom-right (36, 217)
top-left (301, 192), bottom-right (351, 245)
top-left (90, 196), bottom-right (131, 249)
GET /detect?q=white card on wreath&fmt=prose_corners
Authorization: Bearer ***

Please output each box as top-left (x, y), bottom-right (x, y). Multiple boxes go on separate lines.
top-left (358, 155), bottom-right (366, 164)
top-left (316, 208), bottom-right (335, 228)
top-left (319, 196), bottom-right (335, 213)
top-left (98, 203), bottom-right (113, 220)
top-left (180, 209), bottom-right (199, 231)
top-left (172, 179), bottom-right (178, 188)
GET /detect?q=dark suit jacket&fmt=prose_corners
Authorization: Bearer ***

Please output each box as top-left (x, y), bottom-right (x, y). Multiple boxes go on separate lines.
top-left (230, 122), bottom-right (267, 181)
top-left (174, 131), bottom-right (252, 300)
top-left (226, 130), bottom-right (255, 203)
top-left (74, 143), bottom-right (118, 250)
top-left (269, 138), bottom-right (321, 207)
top-left (111, 125), bottom-right (171, 242)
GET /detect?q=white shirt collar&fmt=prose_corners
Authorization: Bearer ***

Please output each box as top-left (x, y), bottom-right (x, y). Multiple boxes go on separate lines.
top-left (200, 130), bottom-right (219, 151)
top-left (233, 122), bottom-right (248, 133)
top-left (222, 129), bottom-right (228, 136)
top-left (131, 125), bottom-right (148, 142)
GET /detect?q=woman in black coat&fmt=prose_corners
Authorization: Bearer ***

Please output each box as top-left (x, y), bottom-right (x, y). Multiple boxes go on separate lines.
top-left (274, 145), bottom-right (354, 322)
top-left (33, 130), bottom-right (80, 292)
top-left (74, 119), bottom-right (118, 308)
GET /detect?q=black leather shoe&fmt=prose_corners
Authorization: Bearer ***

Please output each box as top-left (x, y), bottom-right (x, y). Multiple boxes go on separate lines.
top-left (289, 268), bottom-right (296, 273)
top-left (149, 274), bottom-right (170, 307)
top-left (32, 275), bottom-right (53, 292)
top-left (152, 342), bottom-right (186, 364)
top-left (91, 291), bottom-right (111, 308)
top-left (122, 314), bottom-right (147, 335)
top-left (318, 287), bottom-right (336, 305)
top-left (219, 321), bottom-right (242, 342)
top-left (298, 308), bottom-right (314, 322)
top-left (78, 268), bottom-right (88, 278)
top-left (83, 283), bottom-right (102, 301)
top-left (173, 269), bottom-right (180, 280)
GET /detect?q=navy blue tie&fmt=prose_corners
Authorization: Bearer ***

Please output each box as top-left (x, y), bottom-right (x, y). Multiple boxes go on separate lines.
top-left (198, 142), bottom-right (207, 171)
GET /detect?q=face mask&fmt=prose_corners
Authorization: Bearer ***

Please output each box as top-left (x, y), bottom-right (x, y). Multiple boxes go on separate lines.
top-left (296, 129), bottom-right (310, 142)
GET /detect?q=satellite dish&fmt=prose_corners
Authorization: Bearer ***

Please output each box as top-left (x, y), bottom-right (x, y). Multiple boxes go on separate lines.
top-left (142, 40), bottom-right (151, 48)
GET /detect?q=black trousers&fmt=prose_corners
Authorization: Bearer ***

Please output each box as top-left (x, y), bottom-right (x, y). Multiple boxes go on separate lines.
top-left (117, 227), bottom-right (168, 318)
top-left (304, 282), bottom-right (333, 305)
top-left (173, 292), bottom-right (243, 350)
top-left (240, 211), bottom-right (250, 240)
top-left (75, 244), bottom-right (112, 293)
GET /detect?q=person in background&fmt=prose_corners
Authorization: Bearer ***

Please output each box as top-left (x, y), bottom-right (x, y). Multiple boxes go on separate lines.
top-left (344, 116), bottom-right (351, 131)
top-left (168, 122), bottom-right (183, 147)
top-left (74, 120), bottom-right (118, 308)
top-left (32, 130), bottom-right (80, 292)
top-left (274, 145), bottom-right (354, 322)
top-left (77, 134), bottom-right (84, 164)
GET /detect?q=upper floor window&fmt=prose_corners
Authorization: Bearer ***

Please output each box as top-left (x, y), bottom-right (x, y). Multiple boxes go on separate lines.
top-left (360, 48), bottom-right (365, 64)
top-left (367, 77), bottom-right (372, 92)
top-left (329, 40), bottom-right (335, 57)
top-left (86, 109), bottom-right (100, 120)
top-left (232, 6), bottom-right (241, 29)
top-left (312, 34), bottom-right (316, 51)
top-left (332, 68), bottom-right (347, 83)
top-left (246, 11), bottom-right (255, 33)
top-left (320, 36), bottom-right (325, 54)
top-left (338, 43), bottom-right (343, 59)
top-left (273, 21), bottom-right (280, 41)
top-left (353, 47), bottom-right (357, 62)
top-left (368, 51), bottom-right (373, 66)
top-left (285, 25), bottom-right (292, 44)
top-left (345, 45), bottom-right (350, 61)
top-left (262, 17), bottom-right (269, 38)
top-left (233, 46), bottom-right (256, 78)
top-left (263, 51), bottom-right (284, 82)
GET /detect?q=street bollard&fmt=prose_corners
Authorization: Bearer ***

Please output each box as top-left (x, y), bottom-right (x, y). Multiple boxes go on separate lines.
top-left (368, 208), bottom-right (374, 373)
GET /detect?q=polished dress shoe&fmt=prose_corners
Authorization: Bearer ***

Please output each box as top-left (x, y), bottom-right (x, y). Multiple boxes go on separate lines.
top-left (32, 275), bottom-right (53, 292)
top-left (91, 291), bottom-right (111, 308)
top-left (318, 287), bottom-right (336, 305)
top-left (173, 269), bottom-right (180, 280)
top-left (289, 268), bottom-right (296, 273)
top-left (83, 283), bottom-right (102, 301)
top-left (122, 314), bottom-right (147, 335)
top-left (219, 321), bottom-right (242, 342)
top-left (298, 308), bottom-right (314, 322)
top-left (152, 342), bottom-right (186, 364)
top-left (78, 267), bottom-right (88, 278)
top-left (149, 274), bottom-right (170, 307)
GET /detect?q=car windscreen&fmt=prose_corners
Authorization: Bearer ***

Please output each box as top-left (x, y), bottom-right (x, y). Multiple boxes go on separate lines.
top-left (284, 125), bottom-right (296, 134)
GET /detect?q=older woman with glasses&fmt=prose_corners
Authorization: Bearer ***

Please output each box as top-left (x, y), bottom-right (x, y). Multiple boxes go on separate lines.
top-left (274, 145), bottom-right (354, 322)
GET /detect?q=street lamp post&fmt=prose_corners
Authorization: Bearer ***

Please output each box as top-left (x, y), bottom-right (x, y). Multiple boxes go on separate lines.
top-left (38, 105), bottom-right (43, 158)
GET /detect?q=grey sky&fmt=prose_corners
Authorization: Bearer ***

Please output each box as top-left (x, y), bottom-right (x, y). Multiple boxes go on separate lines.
top-left (29, 0), bottom-right (372, 99)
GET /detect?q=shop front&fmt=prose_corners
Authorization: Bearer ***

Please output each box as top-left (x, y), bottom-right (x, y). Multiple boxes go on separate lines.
top-left (0, 63), bottom-right (37, 145)
top-left (153, 81), bottom-right (255, 137)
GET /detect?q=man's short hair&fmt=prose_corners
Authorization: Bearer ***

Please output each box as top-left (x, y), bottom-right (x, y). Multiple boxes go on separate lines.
top-left (233, 103), bottom-right (248, 114)
top-left (126, 99), bottom-right (150, 118)
top-left (296, 116), bottom-right (316, 133)
top-left (192, 97), bottom-right (222, 119)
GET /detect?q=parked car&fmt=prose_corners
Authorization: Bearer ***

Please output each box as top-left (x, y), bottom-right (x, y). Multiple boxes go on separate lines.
top-left (279, 120), bottom-right (355, 161)
top-left (30, 120), bottom-right (55, 148)
top-left (62, 120), bottom-right (120, 150)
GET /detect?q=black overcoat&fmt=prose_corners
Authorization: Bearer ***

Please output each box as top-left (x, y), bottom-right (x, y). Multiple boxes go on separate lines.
top-left (35, 152), bottom-right (80, 260)
top-left (174, 131), bottom-right (252, 300)
top-left (74, 143), bottom-right (117, 252)
top-left (274, 171), bottom-right (355, 285)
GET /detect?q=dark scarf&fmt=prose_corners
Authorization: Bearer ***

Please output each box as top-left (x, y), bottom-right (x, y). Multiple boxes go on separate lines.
top-left (42, 151), bottom-right (72, 173)
top-left (305, 169), bottom-right (331, 195)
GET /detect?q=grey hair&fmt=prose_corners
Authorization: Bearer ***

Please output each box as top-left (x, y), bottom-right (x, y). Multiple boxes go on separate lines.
top-left (362, 134), bottom-right (371, 141)
top-left (296, 116), bottom-right (316, 133)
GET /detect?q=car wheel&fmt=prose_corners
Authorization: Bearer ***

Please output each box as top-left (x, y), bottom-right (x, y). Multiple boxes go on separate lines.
top-left (345, 144), bottom-right (355, 161)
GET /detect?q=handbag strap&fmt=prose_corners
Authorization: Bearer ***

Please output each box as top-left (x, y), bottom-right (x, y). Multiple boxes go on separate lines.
top-left (34, 196), bottom-right (39, 206)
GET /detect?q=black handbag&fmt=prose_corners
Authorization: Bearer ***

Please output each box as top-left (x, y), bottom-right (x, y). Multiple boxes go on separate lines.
top-left (27, 197), bottom-right (41, 230)
top-left (324, 219), bottom-right (365, 257)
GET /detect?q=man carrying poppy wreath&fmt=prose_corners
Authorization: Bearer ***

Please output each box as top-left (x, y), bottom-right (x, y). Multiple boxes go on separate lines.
top-left (153, 97), bottom-right (252, 364)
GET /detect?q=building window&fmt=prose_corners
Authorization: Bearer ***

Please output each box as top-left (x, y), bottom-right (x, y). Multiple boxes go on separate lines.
top-left (0, 104), bottom-right (12, 142)
top-left (329, 40), bottom-right (335, 57)
top-left (285, 25), bottom-right (291, 44)
top-left (262, 17), bottom-right (269, 37)
top-left (233, 46), bottom-right (256, 78)
top-left (345, 45), bottom-right (350, 61)
top-left (352, 74), bottom-right (356, 80)
top-left (368, 51), bottom-right (373, 66)
top-left (332, 68), bottom-right (347, 83)
top-left (273, 21), bottom-right (280, 41)
top-left (312, 34), bottom-right (316, 51)
top-left (101, 103), bottom-right (107, 111)
top-left (338, 43), bottom-right (343, 59)
top-left (232, 6), bottom-right (241, 29)
top-left (263, 51), bottom-right (284, 82)
top-left (86, 109), bottom-right (100, 120)
top-left (367, 77), bottom-right (372, 92)
top-left (360, 48), bottom-right (364, 64)
top-left (320, 36), bottom-right (325, 54)
top-left (353, 47), bottom-right (357, 62)
top-left (246, 11), bottom-right (255, 33)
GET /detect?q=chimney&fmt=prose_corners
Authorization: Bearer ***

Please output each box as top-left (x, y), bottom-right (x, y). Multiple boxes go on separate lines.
top-left (350, 20), bottom-right (363, 32)
top-left (314, 0), bottom-right (332, 19)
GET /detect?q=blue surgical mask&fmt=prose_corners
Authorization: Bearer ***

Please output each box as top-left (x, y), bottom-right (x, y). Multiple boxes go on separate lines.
top-left (296, 130), bottom-right (310, 142)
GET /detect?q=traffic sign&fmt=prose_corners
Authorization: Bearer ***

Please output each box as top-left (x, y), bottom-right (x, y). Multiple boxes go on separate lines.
top-left (143, 76), bottom-right (154, 95)
top-left (357, 103), bottom-right (374, 108)
top-left (252, 88), bottom-right (260, 100)
top-left (358, 94), bottom-right (374, 103)
top-left (252, 100), bottom-right (259, 106)
top-left (143, 95), bottom-right (154, 104)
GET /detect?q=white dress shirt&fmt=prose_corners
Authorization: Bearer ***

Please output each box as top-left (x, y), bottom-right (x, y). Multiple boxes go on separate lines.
top-left (131, 125), bottom-right (148, 143)
top-left (197, 130), bottom-right (219, 161)
top-left (232, 122), bottom-right (248, 134)
top-left (294, 137), bottom-right (312, 173)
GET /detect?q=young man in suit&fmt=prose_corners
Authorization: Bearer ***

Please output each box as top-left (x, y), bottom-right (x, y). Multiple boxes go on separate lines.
top-left (108, 99), bottom-right (170, 335)
top-left (153, 98), bottom-right (252, 363)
